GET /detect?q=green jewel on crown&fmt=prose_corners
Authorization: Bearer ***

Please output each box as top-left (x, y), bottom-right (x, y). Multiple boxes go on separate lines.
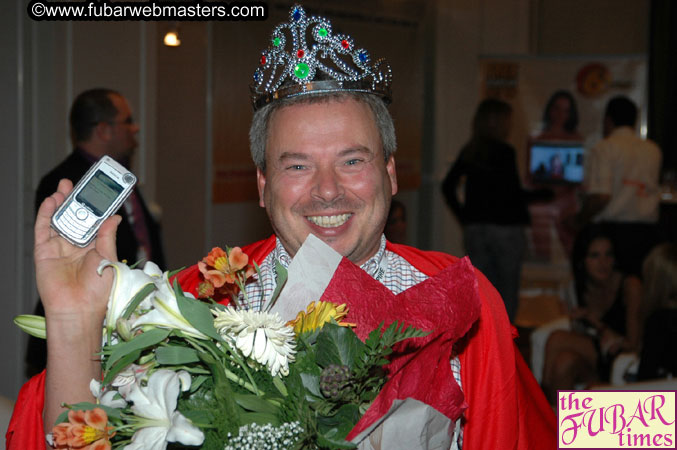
top-left (250, 4), bottom-right (393, 110)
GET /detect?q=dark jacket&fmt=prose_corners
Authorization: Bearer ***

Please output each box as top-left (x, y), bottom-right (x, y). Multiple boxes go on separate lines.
top-left (442, 137), bottom-right (531, 226)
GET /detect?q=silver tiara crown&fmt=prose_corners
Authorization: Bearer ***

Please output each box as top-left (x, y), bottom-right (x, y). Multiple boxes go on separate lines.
top-left (250, 4), bottom-right (393, 110)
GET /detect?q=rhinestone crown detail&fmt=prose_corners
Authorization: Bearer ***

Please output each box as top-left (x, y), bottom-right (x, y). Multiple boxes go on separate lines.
top-left (250, 4), bottom-right (392, 110)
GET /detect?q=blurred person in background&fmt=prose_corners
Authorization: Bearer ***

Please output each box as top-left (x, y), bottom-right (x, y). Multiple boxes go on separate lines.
top-left (637, 242), bottom-right (677, 380)
top-left (542, 226), bottom-right (641, 403)
top-left (535, 90), bottom-right (583, 142)
top-left (530, 90), bottom-right (583, 260)
top-left (574, 96), bottom-right (663, 276)
top-left (442, 98), bottom-right (549, 322)
top-left (384, 198), bottom-right (408, 244)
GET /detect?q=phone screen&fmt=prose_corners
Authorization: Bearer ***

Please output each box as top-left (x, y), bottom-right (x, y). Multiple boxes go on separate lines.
top-left (76, 170), bottom-right (124, 217)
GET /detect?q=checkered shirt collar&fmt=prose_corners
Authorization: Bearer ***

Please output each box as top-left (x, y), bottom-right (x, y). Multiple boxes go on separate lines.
top-left (272, 235), bottom-right (387, 277)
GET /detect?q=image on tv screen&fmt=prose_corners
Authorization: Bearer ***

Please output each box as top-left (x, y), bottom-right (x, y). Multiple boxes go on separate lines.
top-left (529, 142), bottom-right (585, 184)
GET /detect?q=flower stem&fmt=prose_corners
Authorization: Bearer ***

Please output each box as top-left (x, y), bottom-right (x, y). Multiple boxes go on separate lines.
top-left (222, 366), bottom-right (262, 395)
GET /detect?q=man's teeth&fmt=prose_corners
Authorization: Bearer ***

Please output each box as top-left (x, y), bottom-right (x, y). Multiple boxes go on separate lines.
top-left (307, 213), bottom-right (351, 228)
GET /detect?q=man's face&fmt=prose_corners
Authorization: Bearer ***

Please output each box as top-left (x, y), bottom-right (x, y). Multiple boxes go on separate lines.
top-left (107, 94), bottom-right (139, 161)
top-left (257, 97), bottom-right (397, 265)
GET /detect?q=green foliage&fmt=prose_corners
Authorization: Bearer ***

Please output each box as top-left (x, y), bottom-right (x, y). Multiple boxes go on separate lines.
top-left (178, 377), bottom-right (239, 450)
top-left (121, 283), bottom-right (155, 320)
top-left (315, 323), bottom-right (363, 370)
top-left (173, 281), bottom-right (222, 341)
top-left (103, 327), bottom-right (170, 371)
top-left (155, 345), bottom-right (200, 365)
top-left (84, 259), bottom-right (430, 450)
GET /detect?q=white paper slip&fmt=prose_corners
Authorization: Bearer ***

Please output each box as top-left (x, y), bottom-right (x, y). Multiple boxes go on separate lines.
top-left (268, 234), bottom-right (342, 321)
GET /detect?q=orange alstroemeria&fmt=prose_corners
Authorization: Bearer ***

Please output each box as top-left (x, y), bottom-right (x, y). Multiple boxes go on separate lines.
top-left (52, 408), bottom-right (114, 450)
top-left (197, 247), bottom-right (256, 300)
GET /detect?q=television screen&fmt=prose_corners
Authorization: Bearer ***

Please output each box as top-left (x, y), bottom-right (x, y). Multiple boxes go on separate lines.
top-left (529, 141), bottom-right (585, 184)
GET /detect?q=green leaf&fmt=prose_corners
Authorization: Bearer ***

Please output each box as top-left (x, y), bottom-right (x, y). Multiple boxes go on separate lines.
top-left (104, 327), bottom-right (170, 371)
top-left (179, 409), bottom-right (213, 428)
top-left (168, 266), bottom-right (186, 279)
top-left (103, 348), bottom-right (142, 384)
top-left (13, 315), bottom-right (46, 339)
top-left (233, 393), bottom-right (278, 414)
top-left (174, 281), bottom-right (222, 341)
top-left (128, 258), bottom-right (146, 269)
top-left (299, 373), bottom-right (322, 399)
top-left (239, 411), bottom-right (280, 426)
top-left (198, 350), bottom-right (217, 366)
top-left (315, 323), bottom-right (364, 370)
top-left (189, 375), bottom-right (210, 393)
top-left (265, 261), bottom-right (288, 311)
top-left (272, 375), bottom-right (288, 397)
top-left (121, 283), bottom-right (155, 320)
top-left (317, 403), bottom-right (361, 446)
top-left (155, 345), bottom-right (200, 365)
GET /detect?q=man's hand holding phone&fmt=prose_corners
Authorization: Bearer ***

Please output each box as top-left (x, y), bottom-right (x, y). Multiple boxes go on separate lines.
top-left (35, 178), bottom-right (121, 431)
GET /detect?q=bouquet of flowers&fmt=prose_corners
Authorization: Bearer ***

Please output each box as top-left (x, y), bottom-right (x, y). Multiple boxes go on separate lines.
top-left (16, 235), bottom-right (483, 450)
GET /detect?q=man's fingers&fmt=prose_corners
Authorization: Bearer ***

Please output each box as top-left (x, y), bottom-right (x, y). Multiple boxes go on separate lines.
top-left (96, 215), bottom-right (121, 262)
top-left (34, 179), bottom-right (74, 246)
top-left (56, 178), bottom-right (73, 198)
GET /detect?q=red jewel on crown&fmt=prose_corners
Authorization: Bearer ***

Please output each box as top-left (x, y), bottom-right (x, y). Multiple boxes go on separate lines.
top-left (260, 55), bottom-right (266, 65)
top-left (297, 49), bottom-right (305, 58)
top-left (341, 39), bottom-right (350, 49)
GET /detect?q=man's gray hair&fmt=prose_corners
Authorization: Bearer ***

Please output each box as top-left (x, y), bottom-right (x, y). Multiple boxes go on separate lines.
top-left (249, 92), bottom-right (396, 170)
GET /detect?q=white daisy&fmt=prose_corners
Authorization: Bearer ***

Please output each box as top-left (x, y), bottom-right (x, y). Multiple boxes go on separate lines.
top-left (213, 308), bottom-right (296, 376)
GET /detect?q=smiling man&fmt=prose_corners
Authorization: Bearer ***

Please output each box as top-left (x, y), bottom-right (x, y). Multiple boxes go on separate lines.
top-left (257, 96), bottom-right (396, 266)
top-left (8, 6), bottom-right (555, 450)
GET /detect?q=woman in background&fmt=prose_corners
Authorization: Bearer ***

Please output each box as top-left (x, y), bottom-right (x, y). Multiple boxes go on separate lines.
top-left (442, 99), bottom-right (531, 322)
top-left (637, 242), bottom-right (677, 380)
top-left (536, 90), bottom-right (583, 142)
top-left (542, 226), bottom-right (641, 402)
top-left (530, 90), bottom-right (584, 260)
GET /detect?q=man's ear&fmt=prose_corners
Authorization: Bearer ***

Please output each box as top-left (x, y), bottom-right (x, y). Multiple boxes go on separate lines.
top-left (386, 155), bottom-right (398, 196)
top-left (256, 167), bottom-right (266, 208)
top-left (94, 121), bottom-right (112, 142)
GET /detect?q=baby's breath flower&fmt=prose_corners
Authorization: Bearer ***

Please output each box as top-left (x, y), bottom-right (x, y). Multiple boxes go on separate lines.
top-left (223, 422), bottom-right (304, 450)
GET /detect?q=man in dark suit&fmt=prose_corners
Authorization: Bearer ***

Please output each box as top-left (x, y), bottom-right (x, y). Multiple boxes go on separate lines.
top-left (27, 88), bottom-right (165, 375)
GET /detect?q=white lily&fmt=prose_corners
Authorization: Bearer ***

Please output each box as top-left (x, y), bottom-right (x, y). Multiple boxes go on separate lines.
top-left (89, 379), bottom-right (127, 409)
top-left (131, 272), bottom-right (208, 339)
top-left (123, 369), bottom-right (203, 450)
top-left (98, 260), bottom-right (162, 335)
top-left (90, 362), bottom-right (154, 409)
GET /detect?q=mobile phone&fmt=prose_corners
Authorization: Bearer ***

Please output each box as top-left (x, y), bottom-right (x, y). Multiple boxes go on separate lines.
top-left (51, 155), bottom-right (137, 247)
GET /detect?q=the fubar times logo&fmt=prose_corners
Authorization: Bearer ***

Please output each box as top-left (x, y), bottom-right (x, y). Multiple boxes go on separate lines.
top-left (558, 391), bottom-right (676, 448)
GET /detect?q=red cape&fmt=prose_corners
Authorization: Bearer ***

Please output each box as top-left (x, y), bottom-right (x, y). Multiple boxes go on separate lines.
top-left (6, 236), bottom-right (555, 449)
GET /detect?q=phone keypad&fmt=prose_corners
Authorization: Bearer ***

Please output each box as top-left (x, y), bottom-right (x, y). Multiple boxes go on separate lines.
top-left (75, 208), bottom-right (89, 220)
top-left (55, 203), bottom-right (97, 242)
